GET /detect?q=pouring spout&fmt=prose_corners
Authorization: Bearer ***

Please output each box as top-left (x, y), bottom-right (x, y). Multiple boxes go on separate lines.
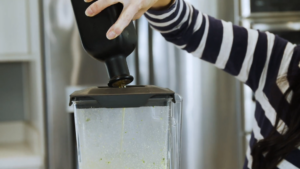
top-left (106, 55), bottom-right (134, 87)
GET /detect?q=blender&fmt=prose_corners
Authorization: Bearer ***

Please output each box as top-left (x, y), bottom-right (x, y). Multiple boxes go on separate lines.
top-left (70, 1), bottom-right (182, 169)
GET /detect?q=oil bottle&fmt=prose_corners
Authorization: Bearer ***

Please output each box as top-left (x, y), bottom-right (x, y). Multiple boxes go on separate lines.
top-left (71, 0), bottom-right (137, 87)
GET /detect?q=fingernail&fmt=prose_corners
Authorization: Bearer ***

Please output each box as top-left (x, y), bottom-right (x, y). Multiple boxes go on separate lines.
top-left (84, 0), bottom-right (91, 2)
top-left (85, 8), bottom-right (94, 16)
top-left (107, 31), bottom-right (117, 40)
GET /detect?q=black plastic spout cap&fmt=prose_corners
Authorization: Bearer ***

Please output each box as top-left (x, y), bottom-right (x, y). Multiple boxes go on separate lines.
top-left (71, 0), bottom-right (137, 87)
top-left (105, 56), bottom-right (134, 87)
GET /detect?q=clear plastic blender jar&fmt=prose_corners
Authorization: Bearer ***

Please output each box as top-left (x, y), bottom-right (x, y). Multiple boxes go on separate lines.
top-left (70, 85), bottom-right (182, 169)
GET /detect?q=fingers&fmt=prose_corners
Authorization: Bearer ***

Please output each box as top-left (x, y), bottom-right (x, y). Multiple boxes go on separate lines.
top-left (107, 5), bottom-right (139, 39)
top-left (85, 0), bottom-right (119, 17)
top-left (133, 11), bottom-right (146, 20)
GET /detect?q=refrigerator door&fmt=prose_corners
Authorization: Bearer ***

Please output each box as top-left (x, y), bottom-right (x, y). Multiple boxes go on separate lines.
top-left (141, 0), bottom-right (244, 168)
top-left (142, 2), bottom-right (243, 168)
top-left (43, 0), bottom-right (243, 169)
top-left (42, 0), bottom-right (109, 168)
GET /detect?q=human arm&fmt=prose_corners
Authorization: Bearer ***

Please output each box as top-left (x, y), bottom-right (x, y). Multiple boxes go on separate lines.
top-left (145, 0), bottom-right (298, 92)
top-left (84, 0), bottom-right (299, 92)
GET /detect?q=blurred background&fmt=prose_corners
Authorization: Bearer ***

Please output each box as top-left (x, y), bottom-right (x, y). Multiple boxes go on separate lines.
top-left (1, 0), bottom-right (300, 168)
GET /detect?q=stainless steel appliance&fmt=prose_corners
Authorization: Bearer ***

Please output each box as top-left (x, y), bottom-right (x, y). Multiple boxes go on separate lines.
top-left (240, 0), bottom-right (300, 42)
top-left (42, 0), bottom-right (244, 169)
top-left (240, 0), bottom-right (300, 18)
top-left (42, 0), bottom-right (108, 168)
top-left (241, 16), bottom-right (300, 44)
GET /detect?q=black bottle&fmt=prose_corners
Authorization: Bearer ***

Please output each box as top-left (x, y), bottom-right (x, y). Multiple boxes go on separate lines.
top-left (71, 0), bottom-right (137, 87)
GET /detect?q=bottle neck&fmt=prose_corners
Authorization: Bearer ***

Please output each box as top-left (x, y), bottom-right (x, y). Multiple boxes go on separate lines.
top-left (105, 56), bottom-right (133, 87)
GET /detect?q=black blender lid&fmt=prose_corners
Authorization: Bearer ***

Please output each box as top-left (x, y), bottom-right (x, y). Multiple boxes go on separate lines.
top-left (69, 85), bottom-right (175, 108)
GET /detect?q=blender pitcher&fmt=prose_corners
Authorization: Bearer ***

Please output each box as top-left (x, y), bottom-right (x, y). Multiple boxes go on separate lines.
top-left (69, 86), bottom-right (182, 169)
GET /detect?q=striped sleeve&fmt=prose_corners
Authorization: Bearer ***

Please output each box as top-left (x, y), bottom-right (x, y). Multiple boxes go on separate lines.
top-left (145, 0), bottom-right (298, 91)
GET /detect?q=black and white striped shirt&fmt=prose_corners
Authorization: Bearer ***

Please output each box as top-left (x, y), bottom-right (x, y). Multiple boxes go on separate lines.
top-left (145, 0), bottom-right (300, 168)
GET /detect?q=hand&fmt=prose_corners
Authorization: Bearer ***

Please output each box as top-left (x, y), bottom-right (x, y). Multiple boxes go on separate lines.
top-left (85, 0), bottom-right (172, 40)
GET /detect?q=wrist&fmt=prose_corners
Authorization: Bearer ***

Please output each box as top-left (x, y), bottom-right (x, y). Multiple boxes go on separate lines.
top-left (151, 0), bottom-right (175, 10)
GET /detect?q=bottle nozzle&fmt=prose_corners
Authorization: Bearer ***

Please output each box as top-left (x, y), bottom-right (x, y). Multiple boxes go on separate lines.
top-left (105, 56), bottom-right (134, 87)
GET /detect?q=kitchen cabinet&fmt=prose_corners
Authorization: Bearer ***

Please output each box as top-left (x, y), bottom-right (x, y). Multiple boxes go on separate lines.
top-left (0, 0), bottom-right (40, 61)
top-left (0, 0), bottom-right (29, 56)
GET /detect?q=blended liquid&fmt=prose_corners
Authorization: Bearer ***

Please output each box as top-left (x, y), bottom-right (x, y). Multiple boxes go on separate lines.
top-left (121, 108), bottom-right (125, 151)
top-left (75, 107), bottom-right (169, 169)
